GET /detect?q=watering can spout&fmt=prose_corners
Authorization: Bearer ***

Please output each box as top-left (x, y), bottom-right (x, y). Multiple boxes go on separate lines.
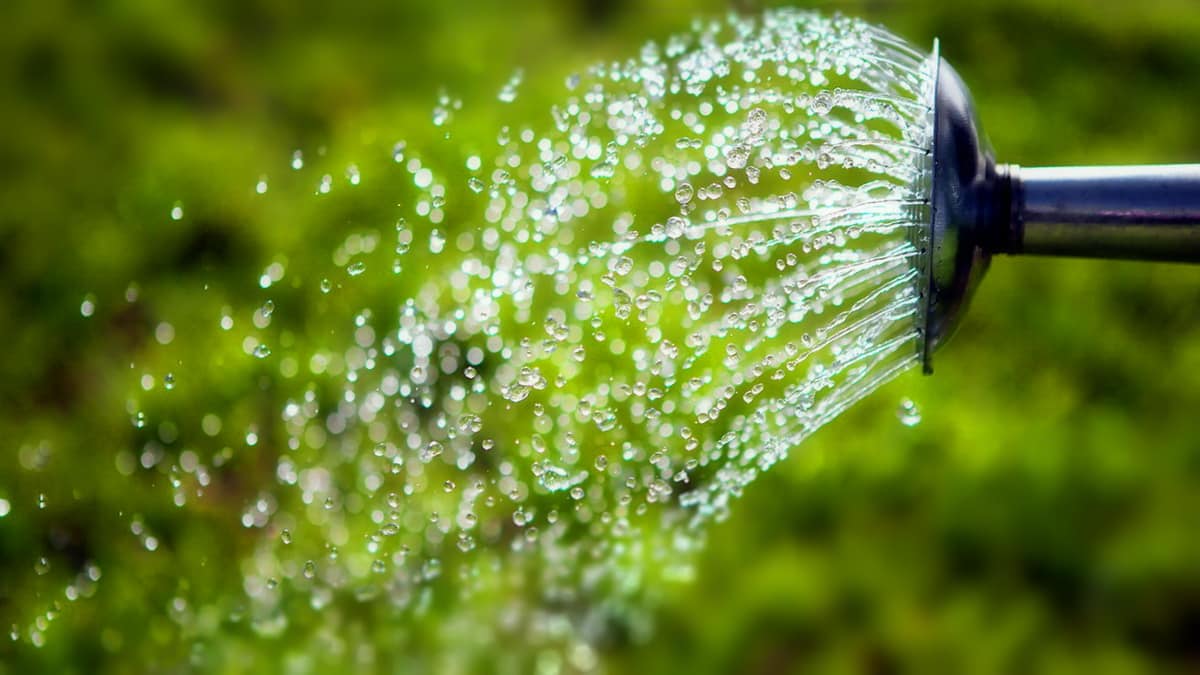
top-left (919, 57), bottom-right (1008, 374)
top-left (919, 57), bottom-right (1200, 374)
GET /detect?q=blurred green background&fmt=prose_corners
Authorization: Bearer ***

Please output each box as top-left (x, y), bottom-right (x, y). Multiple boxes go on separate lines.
top-left (3, 0), bottom-right (1200, 673)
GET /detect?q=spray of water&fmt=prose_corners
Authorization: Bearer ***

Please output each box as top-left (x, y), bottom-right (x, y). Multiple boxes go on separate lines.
top-left (13, 8), bottom-right (936, 669)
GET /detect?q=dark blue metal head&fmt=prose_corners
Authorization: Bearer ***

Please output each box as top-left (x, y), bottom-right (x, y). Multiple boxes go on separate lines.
top-left (920, 58), bottom-right (1008, 374)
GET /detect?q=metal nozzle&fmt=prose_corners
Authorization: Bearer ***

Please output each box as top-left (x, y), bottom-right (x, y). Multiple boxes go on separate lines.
top-left (919, 57), bottom-right (1200, 374)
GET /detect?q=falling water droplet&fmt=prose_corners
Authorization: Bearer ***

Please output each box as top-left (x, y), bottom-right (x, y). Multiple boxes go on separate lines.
top-left (725, 144), bottom-right (750, 169)
top-left (810, 91), bottom-right (834, 115)
top-left (674, 182), bottom-right (694, 205)
top-left (896, 398), bottom-right (922, 427)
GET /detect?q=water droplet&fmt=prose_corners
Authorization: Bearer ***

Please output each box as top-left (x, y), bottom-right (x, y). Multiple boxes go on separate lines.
top-left (613, 256), bottom-right (634, 276)
top-left (498, 69), bottom-right (523, 103)
top-left (725, 144), bottom-right (750, 169)
top-left (897, 398), bottom-right (922, 427)
top-left (745, 107), bottom-right (768, 136)
top-left (665, 217), bottom-right (687, 239)
top-left (674, 182), bottom-right (694, 205)
top-left (420, 441), bottom-right (444, 463)
top-left (810, 91), bottom-right (834, 115)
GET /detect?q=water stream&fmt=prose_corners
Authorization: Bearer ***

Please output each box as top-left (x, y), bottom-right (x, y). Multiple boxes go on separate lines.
top-left (16, 9), bottom-right (937, 670)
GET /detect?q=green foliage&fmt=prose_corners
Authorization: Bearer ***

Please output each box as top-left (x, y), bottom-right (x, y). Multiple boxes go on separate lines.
top-left (2, 0), bottom-right (1200, 673)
